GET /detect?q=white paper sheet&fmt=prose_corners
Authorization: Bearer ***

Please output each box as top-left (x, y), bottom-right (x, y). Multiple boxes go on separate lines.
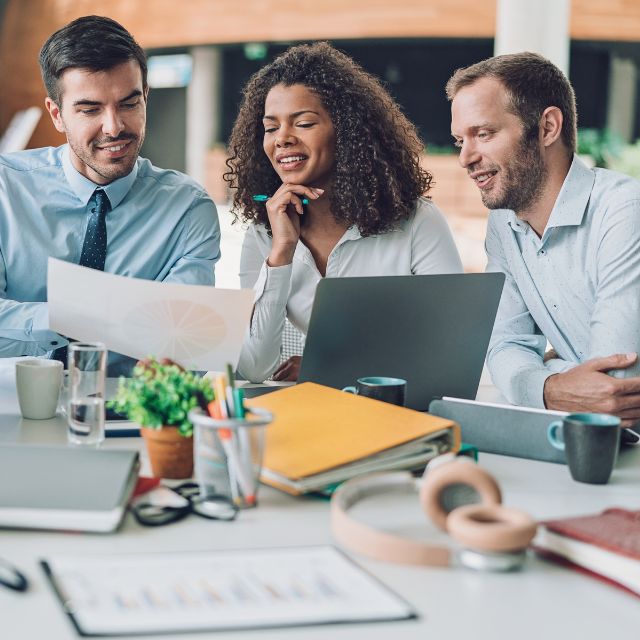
top-left (43, 546), bottom-right (415, 635)
top-left (47, 258), bottom-right (254, 371)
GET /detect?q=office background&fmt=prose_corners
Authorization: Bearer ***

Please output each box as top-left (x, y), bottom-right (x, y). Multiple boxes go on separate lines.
top-left (1, 0), bottom-right (639, 278)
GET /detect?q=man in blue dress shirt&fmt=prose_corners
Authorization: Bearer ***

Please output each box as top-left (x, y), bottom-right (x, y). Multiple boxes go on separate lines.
top-left (448, 52), bottom-right (640, 426)
top-left (0, 16), bottom-right (220, 372)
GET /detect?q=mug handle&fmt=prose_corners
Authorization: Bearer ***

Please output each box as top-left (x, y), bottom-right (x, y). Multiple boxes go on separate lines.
top-left (342, 386), bottom-right (358, 394)
top-left (547, 420), bottom-right (565, 450)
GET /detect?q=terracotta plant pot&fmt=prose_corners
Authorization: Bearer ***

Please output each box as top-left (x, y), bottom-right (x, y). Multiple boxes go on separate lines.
top-left (140, 426), bottom-right (194, 479)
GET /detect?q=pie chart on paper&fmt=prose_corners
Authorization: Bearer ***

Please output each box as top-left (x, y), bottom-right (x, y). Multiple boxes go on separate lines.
top-left (124, 299), bottom-right (227, 362)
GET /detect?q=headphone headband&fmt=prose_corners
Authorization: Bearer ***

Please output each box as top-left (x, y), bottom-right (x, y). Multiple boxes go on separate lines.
top-left (331, 460), bottom-right (537, 569)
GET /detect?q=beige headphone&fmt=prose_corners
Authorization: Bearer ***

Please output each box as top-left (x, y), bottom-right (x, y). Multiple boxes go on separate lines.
top-left (331, 455), bottom-right (537, 571)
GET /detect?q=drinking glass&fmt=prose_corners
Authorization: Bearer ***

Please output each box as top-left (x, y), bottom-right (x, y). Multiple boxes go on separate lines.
top-left (67, 342), bottom-right (107, 446)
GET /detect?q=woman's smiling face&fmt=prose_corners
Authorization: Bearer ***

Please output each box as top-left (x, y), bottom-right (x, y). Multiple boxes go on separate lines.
top-left (262, 83), bottom-right (336, 190)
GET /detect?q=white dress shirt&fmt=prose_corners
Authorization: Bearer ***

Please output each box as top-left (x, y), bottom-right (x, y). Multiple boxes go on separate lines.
top-left (237, 198), bottom-right (463, 381)
top-left (486, 155), bottom-right (640, 408)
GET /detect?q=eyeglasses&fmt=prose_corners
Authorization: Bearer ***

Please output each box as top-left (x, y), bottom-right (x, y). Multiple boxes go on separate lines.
top-left (0, 557), bottom-right (29, 592)
top-left (131, 482), bottom-right (238, 527)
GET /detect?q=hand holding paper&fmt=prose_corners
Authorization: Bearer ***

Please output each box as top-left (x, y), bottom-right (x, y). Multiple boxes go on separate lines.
top-left (47, 258), bottom-right (254, 371)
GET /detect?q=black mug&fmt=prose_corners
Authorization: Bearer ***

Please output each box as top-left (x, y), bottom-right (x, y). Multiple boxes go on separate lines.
top-left (342, 376), bottom-right (407, 407)
top-left (548, 413), bottom-right (621, 484)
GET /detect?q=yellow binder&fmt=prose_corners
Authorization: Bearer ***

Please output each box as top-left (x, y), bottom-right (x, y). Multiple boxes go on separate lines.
top-left (245, 383), bottom-right (460, 495)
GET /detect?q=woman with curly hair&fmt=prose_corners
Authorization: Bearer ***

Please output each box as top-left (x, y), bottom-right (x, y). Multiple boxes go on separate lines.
top-left (227, 42), bottom-right (462, 382)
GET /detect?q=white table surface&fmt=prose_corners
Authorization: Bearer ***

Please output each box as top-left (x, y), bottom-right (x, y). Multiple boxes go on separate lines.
top-left (1, 379), bottom-right (639, 639)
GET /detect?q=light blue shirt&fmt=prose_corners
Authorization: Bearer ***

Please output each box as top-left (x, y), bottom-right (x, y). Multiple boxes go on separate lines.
top-left (486, 155), bottom-right (640, 408)
top-left (0, 144), bottom-right (220, 365)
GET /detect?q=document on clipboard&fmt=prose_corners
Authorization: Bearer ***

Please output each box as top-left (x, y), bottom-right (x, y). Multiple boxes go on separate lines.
top-left (47, 258), bottom-right (254, 372)
top-left (42, 546), bottom-right (416, 635)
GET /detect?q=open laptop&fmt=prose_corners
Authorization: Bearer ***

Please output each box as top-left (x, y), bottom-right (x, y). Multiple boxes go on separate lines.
top-left (297, 273), bottom-right (505, 410)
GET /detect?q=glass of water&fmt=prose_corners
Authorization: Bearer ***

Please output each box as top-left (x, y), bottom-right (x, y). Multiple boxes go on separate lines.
top-left (67, 342), bottom-right (107, 446)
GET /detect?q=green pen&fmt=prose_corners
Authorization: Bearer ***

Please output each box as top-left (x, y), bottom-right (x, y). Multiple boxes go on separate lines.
top-left (233, 388), bottom-right (245, 419)
top-left (252, 194), bottom-right (309, 205)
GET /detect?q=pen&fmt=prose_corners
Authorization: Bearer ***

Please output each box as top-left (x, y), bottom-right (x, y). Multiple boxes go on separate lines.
top-left (207, 388), bottom-right (240, 504)
top-left (252, 194), bottom-right (309, 205)
top-left (225, 364), bottom-right (236, 419)
top-left (212, 373), bottom-right (254, 504)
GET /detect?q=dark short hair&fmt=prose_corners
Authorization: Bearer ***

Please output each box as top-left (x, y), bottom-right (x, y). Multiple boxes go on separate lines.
top-left (445, 52), bottom-right (577, 153)
top-left (39, 15), bottom-right (147, 104)
top-left (225, 42), bottom-right (431, 237)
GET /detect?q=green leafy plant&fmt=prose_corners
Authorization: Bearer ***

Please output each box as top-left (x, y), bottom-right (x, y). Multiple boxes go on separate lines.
top-left (107, 358), bottom-right (215, 437)
top-left (577, 128), bottom-right (625, 167)
top-left (606, 139), bottom-right (640, 181)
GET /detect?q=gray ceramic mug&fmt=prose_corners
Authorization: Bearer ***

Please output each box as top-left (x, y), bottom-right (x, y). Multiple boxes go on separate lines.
top-left (342, 376), bottom-right (407, 406)
top-left (547, 412), bottom-right (621, 484)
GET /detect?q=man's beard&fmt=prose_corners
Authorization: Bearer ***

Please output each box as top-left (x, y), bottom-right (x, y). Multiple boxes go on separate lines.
top-left (481, 132), bottom-right (547, 214)
top-left (69, 132), bottom-right (143, 183)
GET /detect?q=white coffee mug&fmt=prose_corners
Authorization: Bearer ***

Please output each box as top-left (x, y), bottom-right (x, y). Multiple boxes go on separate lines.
top-left (15, 359), bottom-right (63, 420)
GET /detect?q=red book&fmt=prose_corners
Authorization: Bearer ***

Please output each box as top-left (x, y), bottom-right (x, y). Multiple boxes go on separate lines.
top-left (534, 508), bottom-right (640, 598)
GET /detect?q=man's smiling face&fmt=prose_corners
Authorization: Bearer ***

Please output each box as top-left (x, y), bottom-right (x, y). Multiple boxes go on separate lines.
top-left (46, 60), bottom-right (147, 185)
top-left (451, 76), bottom-right (546, 215)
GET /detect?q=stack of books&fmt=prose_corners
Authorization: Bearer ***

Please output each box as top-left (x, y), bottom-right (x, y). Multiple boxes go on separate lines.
top-left (245, 382), bottom-right (460, 495)
top-left (534, 508), bottom-right (640, 598)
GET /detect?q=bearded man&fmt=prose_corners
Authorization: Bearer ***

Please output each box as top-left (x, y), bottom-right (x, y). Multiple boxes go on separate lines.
top-left (0, 16), bottom-right (220, 373)
top-left (448, 52), bottom-right (640, 426)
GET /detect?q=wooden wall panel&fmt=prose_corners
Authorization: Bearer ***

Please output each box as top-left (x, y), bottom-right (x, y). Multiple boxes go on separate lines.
top-left (44, 0), bottom-right (499, 48)
top-left (1, 0), bottom-right (638, 149)
top-left (571, 0), bottom-right (640, 43)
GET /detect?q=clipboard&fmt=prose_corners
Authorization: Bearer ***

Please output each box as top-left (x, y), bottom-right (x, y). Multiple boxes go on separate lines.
top-left (41, 546), bottom-right (416, 636)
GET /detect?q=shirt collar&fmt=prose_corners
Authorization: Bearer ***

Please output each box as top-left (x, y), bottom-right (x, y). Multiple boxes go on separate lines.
top-left (338, 225), bottom-right (363, 243)
top-left (544, 154), bottom-right (594, 230)
top-left (503, 154), bottom-right (594, 235)
top-left (293, 224), bottom-right (362, 265)
top-left (61, 144), bottom-right (138, 209)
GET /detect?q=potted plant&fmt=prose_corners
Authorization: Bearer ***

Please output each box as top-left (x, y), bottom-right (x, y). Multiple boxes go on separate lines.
top-left (108, 357), bottom-right (215, 479)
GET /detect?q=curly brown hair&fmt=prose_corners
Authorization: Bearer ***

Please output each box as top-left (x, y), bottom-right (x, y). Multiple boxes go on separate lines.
top-left (225, 42), bottom-right (432, 237)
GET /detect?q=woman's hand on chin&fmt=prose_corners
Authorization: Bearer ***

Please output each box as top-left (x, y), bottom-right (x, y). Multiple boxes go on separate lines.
top-left (266, 183), bottom-right (323, 266)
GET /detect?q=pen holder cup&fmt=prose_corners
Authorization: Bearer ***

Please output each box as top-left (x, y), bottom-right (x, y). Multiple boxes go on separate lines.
top-left (189, 407), bottom-right (273, 509)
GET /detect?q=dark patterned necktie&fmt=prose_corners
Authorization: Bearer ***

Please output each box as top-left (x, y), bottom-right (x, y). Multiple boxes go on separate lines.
top-left (79, 189), bottom-right (110, 270)
top-left (51, 189), bottom-right (111, 364)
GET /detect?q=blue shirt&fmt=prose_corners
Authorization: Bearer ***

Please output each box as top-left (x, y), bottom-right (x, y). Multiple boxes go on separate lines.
top-left (486, 155), bottom-right (640, 408)
top-left (0, 144), bottom-right (220, 363)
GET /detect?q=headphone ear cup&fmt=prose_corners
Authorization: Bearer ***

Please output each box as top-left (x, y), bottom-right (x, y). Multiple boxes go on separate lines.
top-left (419, 459), bottom-right (502, 530)
top-left (446, 504), bottom-right (537, 553)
